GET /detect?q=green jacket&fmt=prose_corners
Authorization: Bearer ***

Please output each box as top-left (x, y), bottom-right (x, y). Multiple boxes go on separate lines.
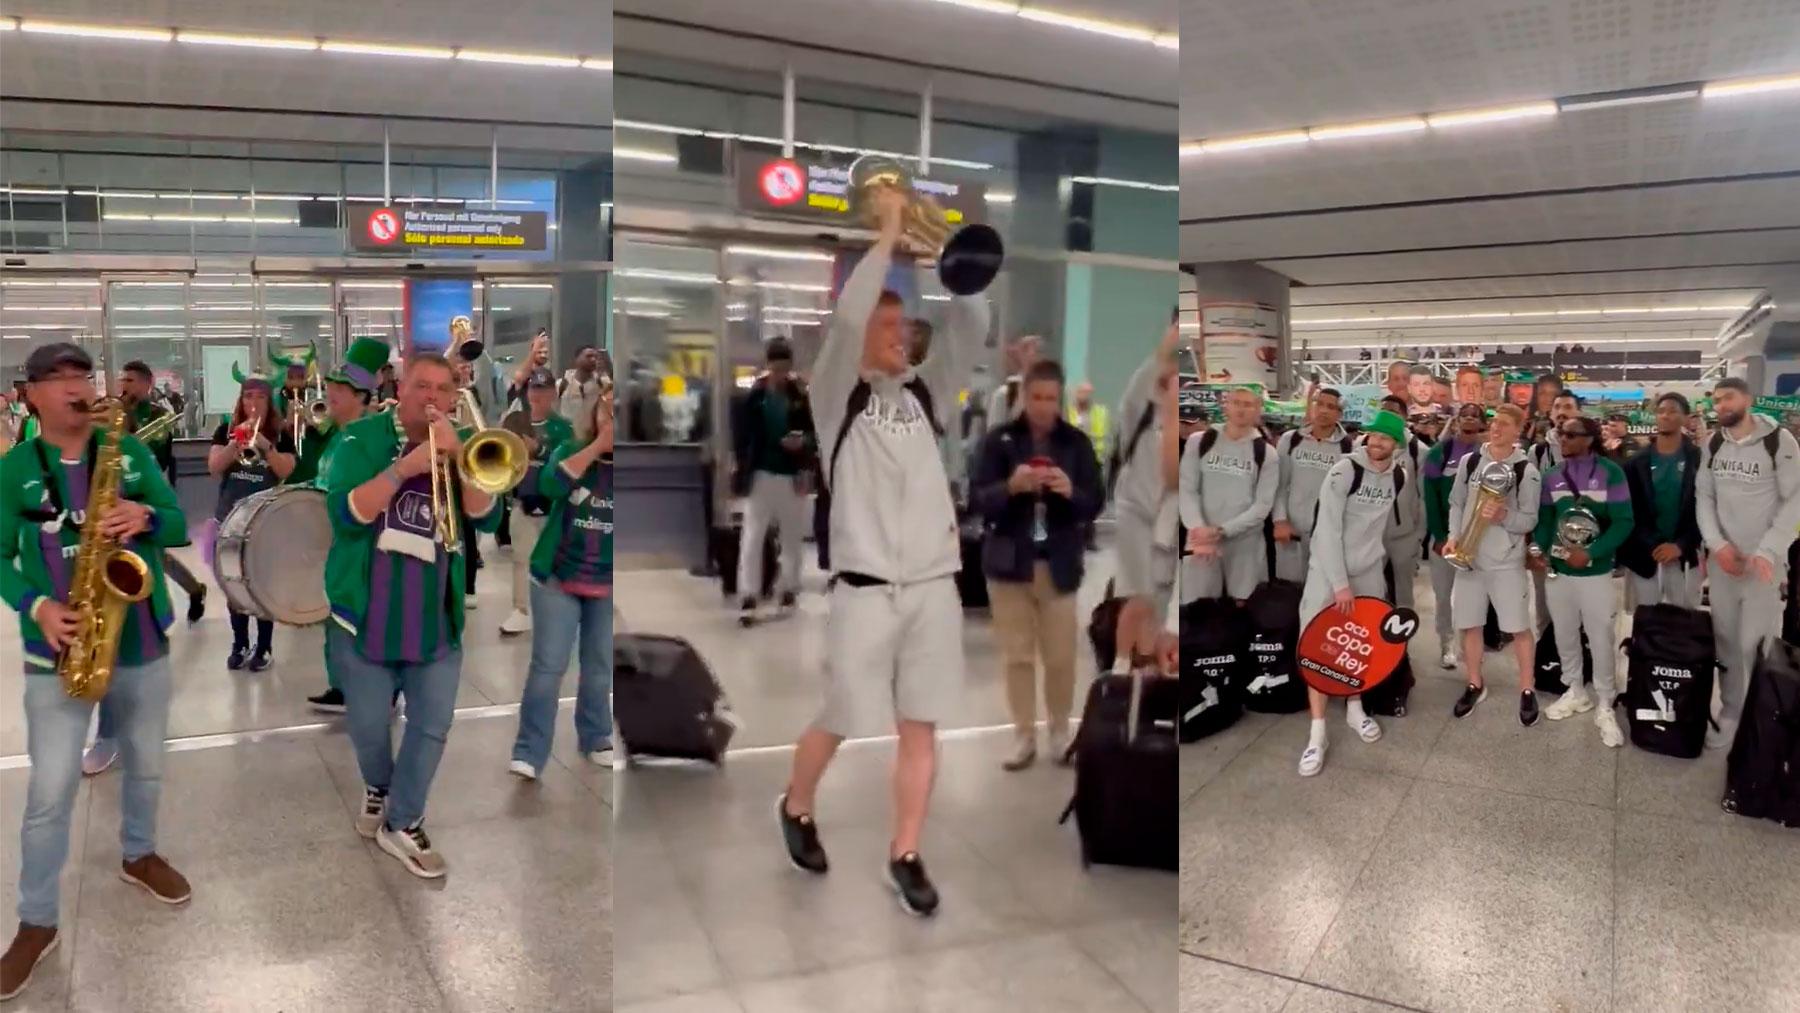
top-left (1533, 455), bottom-right (1634, 577)
top-left (1421, 437), bottom-right (1482, 542)
top-left (322, 413), bottom-right (500, 647)
top-left (529, 442), bottom-right (612, 584)
top-left (0, 432), bottom-right (188, 669)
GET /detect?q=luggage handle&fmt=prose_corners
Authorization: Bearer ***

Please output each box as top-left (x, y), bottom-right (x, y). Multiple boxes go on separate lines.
top-left (1118, 656), bottom-right (1145, 746)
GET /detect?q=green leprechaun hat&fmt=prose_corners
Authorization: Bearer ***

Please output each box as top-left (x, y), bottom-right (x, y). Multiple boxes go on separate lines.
top-left (327, 337), bottom-right (391, 394)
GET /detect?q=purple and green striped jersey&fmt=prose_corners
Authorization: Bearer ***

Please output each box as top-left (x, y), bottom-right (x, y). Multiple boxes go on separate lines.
top-left (1534, 453), bottom-right (1634, 577)
top-left (354, 448), bottom-right (454, 665)
top-left (36, 459), bottom-right (165, 668)
top-left (552, 461), bottom-right (612, 591)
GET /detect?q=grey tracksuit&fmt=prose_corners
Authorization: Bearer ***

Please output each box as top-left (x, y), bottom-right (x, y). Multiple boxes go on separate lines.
top-left (1696, 416), bottom-right (1800, 730)
top-left (1273, 425), bottom-right (1350, 582)
top-left (1300, 448), bottom-right (1402, 624)
top-left (1383, 436), bottom-right (1427, 611)
top-left (1446, 444), bottom-right (1542, 633)
top-left (1180, 427), bottom-right (1279, 600)
top-left (1112, 354), bottom-right (1176, 616)
top-left (1430, 439), bottom-right (1481, 646)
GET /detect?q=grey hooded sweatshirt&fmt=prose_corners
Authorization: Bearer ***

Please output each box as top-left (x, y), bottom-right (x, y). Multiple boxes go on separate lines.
top-left (1273, 424), bottom-right (1350, 533)
top-left (1179, 427), bottom-right (1279, 540)
top-left (1445, 442), bottom-right (1542, 570)
top-left (1112, 351), bottom-right (1177, 601)
top-left (1697, 414), bottom-right (1800, 564)
top-left (1313, 446), bottom-right (1401, 590)
top-left (814, 244), bottom-right (989, 586)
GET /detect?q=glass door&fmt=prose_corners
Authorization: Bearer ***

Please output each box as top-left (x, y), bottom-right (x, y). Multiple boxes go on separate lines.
top-left (104, 274), bottom-right (198, 436)
top-left (1, 274), bottom-right (104, 382)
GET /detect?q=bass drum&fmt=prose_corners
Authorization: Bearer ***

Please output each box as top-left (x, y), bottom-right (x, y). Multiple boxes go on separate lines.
top-left (212, 485), bottom-right (331, 625)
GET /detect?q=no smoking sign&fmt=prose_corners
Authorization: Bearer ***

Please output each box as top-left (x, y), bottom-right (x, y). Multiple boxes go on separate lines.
top-left (367, 208), bottom-right (401, 244)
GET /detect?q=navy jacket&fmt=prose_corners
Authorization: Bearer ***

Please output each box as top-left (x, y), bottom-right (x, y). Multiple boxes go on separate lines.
top-left (970, 416), bottom-right (1103, 593)
top-left (729, 375), bottom-right (816, 498)
top-left (1620, 439), bottom-right (1702, 579)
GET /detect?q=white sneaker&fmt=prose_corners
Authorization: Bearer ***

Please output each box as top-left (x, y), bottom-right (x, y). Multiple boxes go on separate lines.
top-left (1705, 716), bottom-right (1738, 751)
top-left (1002, 732), bottom-right (1037, 772)
top-left (499, 609), bottom-right (531, 635)
top-left (1544, 687), bottom-right (1594, 721)
top-left (464, 594), bottom-right (478, 610)
top-left (585, 747), bottom-right (616, 770)
top-left (1298, 742), bottom-right (1327, 777)
top-left (82, 739), bottom-right (119, 776)
top-left (1596, 710), bottom-right (1625, 748)
top-left (1440, 649), bottom-right (1458, 671)
top-left (355, 788), bottom-right (387, 840)
top-left (378, 821), bottom-right (448, 879)
top-left (508, 759), bottom-right (538, 781)
top-left (1349, 713), bottom-right (1383, 743)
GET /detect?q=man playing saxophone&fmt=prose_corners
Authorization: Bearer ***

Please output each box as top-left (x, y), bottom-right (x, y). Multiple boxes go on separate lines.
top-left (0, 343), bottom-right (192, 1003)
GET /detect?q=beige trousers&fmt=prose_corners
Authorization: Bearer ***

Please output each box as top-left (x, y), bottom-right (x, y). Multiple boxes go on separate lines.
top-left (987, 562), bottom-right (1079, 737)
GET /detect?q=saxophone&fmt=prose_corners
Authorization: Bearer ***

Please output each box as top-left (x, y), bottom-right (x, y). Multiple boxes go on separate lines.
top-left (58, 398), bottom-right (155, 702)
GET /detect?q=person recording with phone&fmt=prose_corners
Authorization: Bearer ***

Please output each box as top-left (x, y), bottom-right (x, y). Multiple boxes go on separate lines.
top-left (970, 359), bottom-right (1102, 772)
top-left (729, 337), bottom-right (816, 625)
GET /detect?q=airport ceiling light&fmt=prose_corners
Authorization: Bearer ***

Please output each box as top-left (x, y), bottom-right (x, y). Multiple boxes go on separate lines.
top-left (1068, 175), bottom-right (1178, 192)
top-left (612, 119), bottom-right (997, 171)
top-left (457, 49), bottom-right (581, 68)
top-left (1558, 82), bottom-right (1701, 112)
top-left (985, 191), bottom-right (1016, 203)
top-left (725, 246), bottom-right (837, 262)
top-left (1425, 102), bottom-right (1558, 128)
top-left (176, 31), bottom-right (320, 50)
top-left (1195, 130), bottom-right (1310, 154)
top-left (1293, 304), bottom-right (1748, 325)
top-left (928, 0), bottom-right (1175, 49)
top-left (17, 20), bottom-right (173, 42)
top-left (1704, 73), bottom-right (1800, 100)
top-left (321, 41), bottom-right (454, 59)
top-left (614, 149), bottom-right (678, 164)
top-left (1308, 117), bottom-right (1427, 141)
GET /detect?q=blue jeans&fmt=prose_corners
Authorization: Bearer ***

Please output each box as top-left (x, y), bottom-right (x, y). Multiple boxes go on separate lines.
top-left (327, 624), bottom-right (461, 832)
top-left (512, 580), bottom-right (613, 772)
top-left (95, 693), bottom-right (117, 741)
top-left (18, 657), bottom-right (172, 926)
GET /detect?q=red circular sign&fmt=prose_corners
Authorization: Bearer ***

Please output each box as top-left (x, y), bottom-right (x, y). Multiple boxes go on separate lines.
top-left (367, 208), bottom-right (401, 244)
top-left (1296, 597), bottom-right (1417, 696)
top-left (759, 160), bottom-right (804, 205)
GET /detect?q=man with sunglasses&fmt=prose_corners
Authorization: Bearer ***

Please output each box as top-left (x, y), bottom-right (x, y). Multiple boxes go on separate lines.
top-left (1422, 402), bottom-right (1489, 669)
top-left (1533, 415), bottom-right (1634, 745)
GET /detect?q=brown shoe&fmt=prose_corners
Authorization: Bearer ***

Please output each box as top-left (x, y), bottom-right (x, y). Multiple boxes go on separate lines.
top-left (0, 924), bottom-right (58, 1002)
top-left (120, 854), bottom-right (191, 905)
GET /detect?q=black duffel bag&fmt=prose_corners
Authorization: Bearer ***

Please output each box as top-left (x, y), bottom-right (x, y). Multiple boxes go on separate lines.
top-left (1535, 620), bottom-right (1594, 696)
top-left (1178, 597), bottom-right (1246, 742)
top-left (1623, 603), bottom-right (1715, 759)
top-left (1241, 580), bottom-right (1307, 714)
top-left (1722, 639), bottom-right (1800, 826)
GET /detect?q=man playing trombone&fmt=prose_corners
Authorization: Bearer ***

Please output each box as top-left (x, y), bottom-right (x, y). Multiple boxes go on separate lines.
top-left (322, 352), bottom-right (501, 878)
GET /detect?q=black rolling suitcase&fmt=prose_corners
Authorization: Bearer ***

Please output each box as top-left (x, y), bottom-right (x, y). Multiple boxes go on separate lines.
top-left (1179, 597), bottom-right (1245, 742)
top-left (1623, 604), bottom-right (1715, 759)
top-left (1722, 639), bottom-right (1800, 826)
top-left (1361, 653), bottom-right (1416, 718)
top-left (714, 525), bottom-right (779, 600)
top-left (1241, 580), bottom-right (1307, 714)
top-left (956, 513), bottom-right (988, 608)
top-left (614, 633), bottom-right (739, 764)
top-left (1535, 621), bottom-right (1594, 696)
top-left (1059, 663), bottom-right (1178, 871)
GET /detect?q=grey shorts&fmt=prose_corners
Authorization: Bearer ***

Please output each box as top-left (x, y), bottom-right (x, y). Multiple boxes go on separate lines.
top-left (1451, 566), bottom-right (1532, 634)
top-left (1187, 532), bottom-right (1268, 601)
top-left (816, 576), bottom-right (964, 737)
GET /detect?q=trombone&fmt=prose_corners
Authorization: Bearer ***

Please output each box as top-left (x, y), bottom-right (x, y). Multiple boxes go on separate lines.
top-left (294, 380), bottom-right (328, 456)
top-left (425, 386), bottom-right (530, 555)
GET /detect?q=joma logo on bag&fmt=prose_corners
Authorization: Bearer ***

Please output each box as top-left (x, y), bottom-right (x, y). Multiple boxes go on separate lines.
top-left (1651, 665), bottom-right (1693, 679)
top-left (1191, 654), bottom-right (1236, 667)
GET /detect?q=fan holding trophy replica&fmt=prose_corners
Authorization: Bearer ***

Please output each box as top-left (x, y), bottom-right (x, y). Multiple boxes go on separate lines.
top-left (1289, 410), bottom-right (1421, 777)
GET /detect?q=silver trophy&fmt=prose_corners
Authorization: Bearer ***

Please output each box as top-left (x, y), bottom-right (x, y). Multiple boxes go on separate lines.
top-left (1545, 504), bottom-right (1602, 581)
top-left (1445, 460), bottom-right (1518, 571)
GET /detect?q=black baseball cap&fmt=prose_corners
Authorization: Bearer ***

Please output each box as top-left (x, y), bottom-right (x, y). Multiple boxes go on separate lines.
top-left (24, 342), bottom-right (93, 382)
top-left (526, 367), bottom-right (556, 388)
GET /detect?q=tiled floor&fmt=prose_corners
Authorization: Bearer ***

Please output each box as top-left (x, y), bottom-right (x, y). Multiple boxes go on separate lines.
top-left (612, 554), bottom-right (1173, 1012)
top-left (1179, 586), bottom-right (1800, 1013)
top-left (0, 537), bottom-right (611, 1012)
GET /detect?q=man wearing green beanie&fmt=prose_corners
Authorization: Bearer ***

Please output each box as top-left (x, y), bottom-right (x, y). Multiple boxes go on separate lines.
top-left (1295, 409), bottom-right (1408, 776)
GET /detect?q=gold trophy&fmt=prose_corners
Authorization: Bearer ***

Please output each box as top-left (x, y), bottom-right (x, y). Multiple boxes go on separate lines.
top-left (1444, 460), bottom-right (1517, 571)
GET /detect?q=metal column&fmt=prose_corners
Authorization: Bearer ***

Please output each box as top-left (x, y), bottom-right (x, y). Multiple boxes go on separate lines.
top-left (919, 78), bottom-right (933, 172)
top-left (781, 64), bottom-right (796, 158)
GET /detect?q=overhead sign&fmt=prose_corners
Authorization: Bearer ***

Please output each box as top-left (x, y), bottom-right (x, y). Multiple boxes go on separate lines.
top-left (1296, 597), bottom-right (1417, 696)
top-left (735, 150), bottom-right (987, 228)
top-left (349, 205), bottom-right (548, 252)
top-left (1198, 300), bottom-right (1282, 389)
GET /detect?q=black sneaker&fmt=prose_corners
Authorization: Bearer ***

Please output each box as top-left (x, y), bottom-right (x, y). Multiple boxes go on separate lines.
top-left (186, 586), bottom-right (206, 625)
top-left (308, 688), bottom-right (347, 714)
top-left (738, 596), bottom-right (758, 628)
top-left (227, 646), bottom-right (247, 671)
top-left (1452, 683), bottom-right (1486, 719)
top-left (887, 852), bottom-right (940, 917)
top-left (1519, 690), bottom-right (1541, 727)
top-left (775, 794), bottom-right (828, 874)
top-left (248, 647), bottom-right (273, 672)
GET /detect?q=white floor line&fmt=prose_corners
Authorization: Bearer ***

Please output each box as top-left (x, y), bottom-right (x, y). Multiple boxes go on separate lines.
top-left (0, 695), bottom-right (579, 771)
top-left (718, 721), bottom-right (1023, 758)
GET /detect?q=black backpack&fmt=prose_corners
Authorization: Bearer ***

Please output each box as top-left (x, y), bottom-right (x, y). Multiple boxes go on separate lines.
top-left (815, 377), bottom-right (943, 544)
top-left (1241, 580), bottom-right (1307, 714)
top-left (1535, 621), bottom-right (1594, 696)
top-left (1105, 400), bottom-right (1158, 499)
top-left (1625, 603), bottom-right (1718, 759)
top-left (1707, 428), bottom-right (1783, 472)
top-left (1178, 597), bottom-right (1247, 742)
top-left (1722, 638), bottom-right (1800, 826)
